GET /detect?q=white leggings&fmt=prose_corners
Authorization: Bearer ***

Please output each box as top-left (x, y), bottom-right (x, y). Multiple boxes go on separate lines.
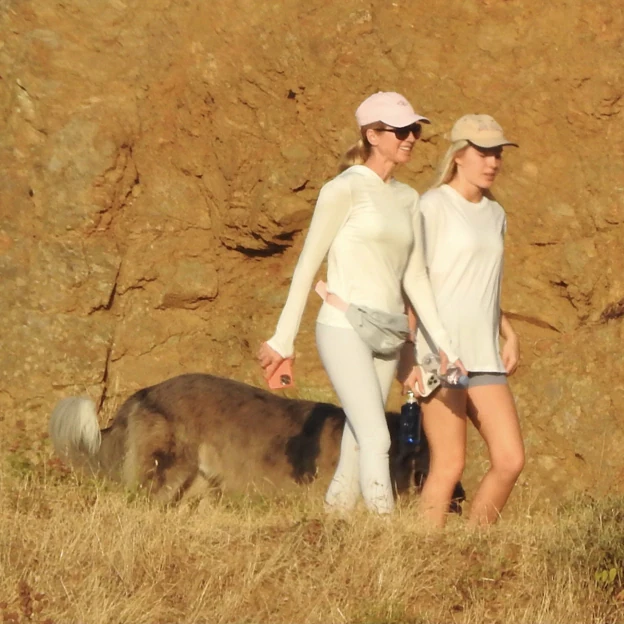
top-left (316, 323), bottom-right (399, 514)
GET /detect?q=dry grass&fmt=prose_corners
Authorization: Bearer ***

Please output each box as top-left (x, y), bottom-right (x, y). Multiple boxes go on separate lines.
top-left (1, 437), bottom-right (624, 624)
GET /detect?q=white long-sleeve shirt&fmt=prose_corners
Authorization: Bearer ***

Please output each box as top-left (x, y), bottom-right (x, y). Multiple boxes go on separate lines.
top-left (416, 184), bottom-right (506, 373)
top-left (267, 165), bottom-right (458, 362)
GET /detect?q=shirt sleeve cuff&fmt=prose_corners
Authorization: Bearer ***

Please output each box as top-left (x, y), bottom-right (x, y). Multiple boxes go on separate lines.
top-left (266, 337), bottom-right (293, 359)
top-left (431, 333), bottom-right (459, 364)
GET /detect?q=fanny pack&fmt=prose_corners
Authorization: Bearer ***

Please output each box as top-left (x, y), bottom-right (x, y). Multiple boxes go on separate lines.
top-left (315, 281), bottom-right (410, 355)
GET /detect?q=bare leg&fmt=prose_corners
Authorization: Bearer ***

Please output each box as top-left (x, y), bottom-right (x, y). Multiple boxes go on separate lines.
top-left (418, 388), bottom-right (467, 527)
top-left (466, 384), bottom-right (525, 526)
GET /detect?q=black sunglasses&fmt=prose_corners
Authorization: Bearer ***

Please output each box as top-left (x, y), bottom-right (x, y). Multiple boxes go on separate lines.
top-left (377, 124), bottom-right (422, 140)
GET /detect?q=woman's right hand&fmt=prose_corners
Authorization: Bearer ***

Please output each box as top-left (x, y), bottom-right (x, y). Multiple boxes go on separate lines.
top-left (438, 349), bottom-right (468, 376)
top-left (257, 342), bottom-right (285, 380)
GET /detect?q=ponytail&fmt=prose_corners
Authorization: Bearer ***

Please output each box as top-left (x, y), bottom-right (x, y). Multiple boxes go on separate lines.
top-left (337, 122), bottom-right (384, 174)
top-left (337, 138), bottom-right (370, 173)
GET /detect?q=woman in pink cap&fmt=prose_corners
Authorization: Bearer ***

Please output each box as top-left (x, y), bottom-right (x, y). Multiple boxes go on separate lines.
top-left (258, 92), bottom-right (463, 514)
top-left (404, 114), bottom-right (524, 526)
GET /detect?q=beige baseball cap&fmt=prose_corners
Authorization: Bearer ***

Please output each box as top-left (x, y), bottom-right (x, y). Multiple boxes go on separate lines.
top-left (450, 114), bottom-right (518, 148)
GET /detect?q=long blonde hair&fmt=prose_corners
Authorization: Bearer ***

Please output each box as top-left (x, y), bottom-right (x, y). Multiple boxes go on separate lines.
top-left (337, 122), bottom-right (385, 174)
top-left (430, 140), bottom-right (469, 188)
top-left (430, 140), bottom-right (497, 200)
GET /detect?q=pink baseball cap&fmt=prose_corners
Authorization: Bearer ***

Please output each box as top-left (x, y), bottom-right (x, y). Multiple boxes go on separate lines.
top-left (355, 92), bottom-right (431, 128)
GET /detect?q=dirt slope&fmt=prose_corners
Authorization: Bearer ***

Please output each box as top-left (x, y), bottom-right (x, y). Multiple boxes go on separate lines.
top-left (1, 0), bottom-right (623, 502)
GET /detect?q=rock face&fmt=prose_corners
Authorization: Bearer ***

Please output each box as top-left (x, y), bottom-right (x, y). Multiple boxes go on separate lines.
top-left (1, 0), bottom-right (623, 502)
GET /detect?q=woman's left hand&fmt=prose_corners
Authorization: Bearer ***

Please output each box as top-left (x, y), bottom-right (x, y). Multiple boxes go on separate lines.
top-left (257, 342), bottom-right (285, 380)
top-left (501, 335), bottom-right (520, 375)
top-left (402, 365), bottom-right (425, 396)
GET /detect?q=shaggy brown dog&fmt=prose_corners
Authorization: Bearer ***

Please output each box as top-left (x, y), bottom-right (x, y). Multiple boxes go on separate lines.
top-left (49, 373), bottom-right (464, 509)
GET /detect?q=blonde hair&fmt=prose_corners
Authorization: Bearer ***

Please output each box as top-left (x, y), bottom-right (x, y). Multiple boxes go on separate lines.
top-left (430, 140), bottom-right (470, 189)
top-left (337, 122), bottom-right (385, 174)
top-left (431, 139), bottom-right (499, 200)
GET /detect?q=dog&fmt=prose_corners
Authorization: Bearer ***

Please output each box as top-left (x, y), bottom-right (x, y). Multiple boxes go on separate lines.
top-left (49, 373), bottom-right (465, 509)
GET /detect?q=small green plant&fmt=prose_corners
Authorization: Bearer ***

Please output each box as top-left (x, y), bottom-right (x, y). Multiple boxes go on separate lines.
top-left (595, 566), bottom-right (619, 591)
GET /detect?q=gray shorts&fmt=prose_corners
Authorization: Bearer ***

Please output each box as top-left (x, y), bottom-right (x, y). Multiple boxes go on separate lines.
top-left (466, 372), bottom-right (507, 388)
top-left (442, 371), bottom-right (507, 390)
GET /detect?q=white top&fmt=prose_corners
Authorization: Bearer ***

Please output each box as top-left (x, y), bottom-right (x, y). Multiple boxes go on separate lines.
top-left (416, 184), bottom-right (506, 373)
top-left (267, 165), bottom-right (458, 361)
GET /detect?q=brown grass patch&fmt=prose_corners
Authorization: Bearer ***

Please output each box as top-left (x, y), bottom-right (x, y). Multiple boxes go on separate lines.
top-left (1, 442), bottom-right (624, 624)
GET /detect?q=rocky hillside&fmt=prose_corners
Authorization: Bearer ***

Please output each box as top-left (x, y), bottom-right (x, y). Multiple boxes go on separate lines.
top-left (1, 0), bottom-right (623, 501)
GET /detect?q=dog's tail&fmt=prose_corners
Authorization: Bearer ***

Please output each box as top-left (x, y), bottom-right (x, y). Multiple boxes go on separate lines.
top-left (49, 397), bottom-right (102, 467)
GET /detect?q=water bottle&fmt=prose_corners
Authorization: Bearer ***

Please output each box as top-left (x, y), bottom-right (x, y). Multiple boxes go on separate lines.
top-left (420, 353), bottom-right (469, 388)
top-left (399, 390), bottom-right (422, 452)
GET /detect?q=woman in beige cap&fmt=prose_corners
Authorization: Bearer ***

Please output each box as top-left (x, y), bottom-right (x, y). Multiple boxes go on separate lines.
top-left (404, 114), bottom-right (524, 526)
top-left (258, 93), bottom-right (464, 514)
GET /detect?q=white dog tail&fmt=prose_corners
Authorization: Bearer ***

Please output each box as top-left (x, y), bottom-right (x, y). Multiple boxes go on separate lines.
top-left (49, 397), bottom-right (102, 463)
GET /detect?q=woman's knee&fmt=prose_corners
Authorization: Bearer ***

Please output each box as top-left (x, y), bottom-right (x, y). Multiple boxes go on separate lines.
top-left (429, 453), bottom-right (465, 484)
top-left (492, 447), bottom-right (525, 481)
top-left (358, 428), bottom-right (391, 457)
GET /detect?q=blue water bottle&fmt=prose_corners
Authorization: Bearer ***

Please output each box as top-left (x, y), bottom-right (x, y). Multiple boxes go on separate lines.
top-left (399, 390), bottom-right (422, 453)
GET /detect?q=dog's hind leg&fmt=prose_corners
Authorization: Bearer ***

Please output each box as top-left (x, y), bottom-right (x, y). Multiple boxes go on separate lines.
top-left (178, 471), bottom-right (224, 507)
top-left (156, 458), bottom-right (225, 506)
top-left (168, 443), bottom-right (225, 507)
top-left (153, 461), bottom-right (199, 505)
top-left (151, 442), bottom-right (223, 505)
top-left (121, 407), bottom-right (181, 499)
